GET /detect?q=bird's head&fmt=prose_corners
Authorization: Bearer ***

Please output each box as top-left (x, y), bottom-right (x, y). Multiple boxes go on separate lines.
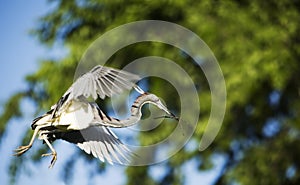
top-left (146, 93), bottom-right (179, 121)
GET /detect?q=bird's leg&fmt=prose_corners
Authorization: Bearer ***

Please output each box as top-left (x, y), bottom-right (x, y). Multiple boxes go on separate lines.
top-left (14, 125), bottom-right (42, 156)
top-left (41, 135), bottom-right (57, 168)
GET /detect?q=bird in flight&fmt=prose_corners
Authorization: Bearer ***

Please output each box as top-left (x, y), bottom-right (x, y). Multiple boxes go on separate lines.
top-left (14, 65), bottom-right (178, 168)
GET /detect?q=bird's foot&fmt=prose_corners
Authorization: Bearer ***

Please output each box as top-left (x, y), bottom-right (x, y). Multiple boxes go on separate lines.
top-left (13, 145), bottom-right (32, 156)
top-left (42, 152), bottom-right (57, 168)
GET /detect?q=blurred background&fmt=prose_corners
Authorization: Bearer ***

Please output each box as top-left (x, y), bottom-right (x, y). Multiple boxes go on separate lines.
top-left (1, 0), bottom-right (300, 185)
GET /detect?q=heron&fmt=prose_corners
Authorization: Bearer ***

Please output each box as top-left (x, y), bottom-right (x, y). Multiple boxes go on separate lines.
top-left (14, 65), bottom-right (178, 168)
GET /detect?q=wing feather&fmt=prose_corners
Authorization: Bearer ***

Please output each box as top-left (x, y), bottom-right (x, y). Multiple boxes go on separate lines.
top-left (94, 142), bottom-right (105, 162)
top-left (105, 142), bottom-right (122, 164)
top-left (102, 74), bottom-right (123, 94)
top-left (69, 65), bottom-right (140, 100)
top-left (90, 141), bottom-right (98, 158)
top-left (72, 126), bottom-right (132, 164)
top-left (51, 65), bottom-right (140, 118)
top-left (78, 143), bottom-right (91, 155)
top-left (100, 141), bottom-right (113, 164)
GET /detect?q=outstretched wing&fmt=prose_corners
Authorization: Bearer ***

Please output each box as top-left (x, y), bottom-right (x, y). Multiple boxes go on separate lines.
top-left (67, 65), bottom-right (140, 100)
top-left (51, 65), bottom-right (140, 118)
top-left (56, 126), bottom-right (133, 165)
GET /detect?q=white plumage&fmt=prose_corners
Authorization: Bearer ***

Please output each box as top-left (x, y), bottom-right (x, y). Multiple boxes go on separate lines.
top-left (14, 65), bottom-right (177, 168)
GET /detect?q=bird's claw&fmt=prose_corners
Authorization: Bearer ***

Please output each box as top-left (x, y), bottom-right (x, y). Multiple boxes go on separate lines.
top-left (13, 145), bottom-right (32, 156)
top-left (42, 152), bottom-right (57, 168)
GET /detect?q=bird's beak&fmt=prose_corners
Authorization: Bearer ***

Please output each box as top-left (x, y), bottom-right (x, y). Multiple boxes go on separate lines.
top-left (168, 112), bottom-right (179, 121)
top-left (156, 101), bottom-right (179, 121)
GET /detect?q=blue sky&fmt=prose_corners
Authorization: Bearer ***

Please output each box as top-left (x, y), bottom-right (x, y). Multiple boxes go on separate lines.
top-left (0, 1), bottom-right (223, 184)
top-left (0, 1), bottom-right (43, 99)
top-left (0, 1), bottom-right (127, 184)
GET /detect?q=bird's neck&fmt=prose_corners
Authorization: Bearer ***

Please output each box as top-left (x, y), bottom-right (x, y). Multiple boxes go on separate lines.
top-left (97, 93), bottom-right (152, 128)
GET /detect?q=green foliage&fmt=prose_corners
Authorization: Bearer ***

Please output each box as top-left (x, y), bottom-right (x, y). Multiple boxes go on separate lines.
top-left (1, 0), bottom-right (300, 184)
